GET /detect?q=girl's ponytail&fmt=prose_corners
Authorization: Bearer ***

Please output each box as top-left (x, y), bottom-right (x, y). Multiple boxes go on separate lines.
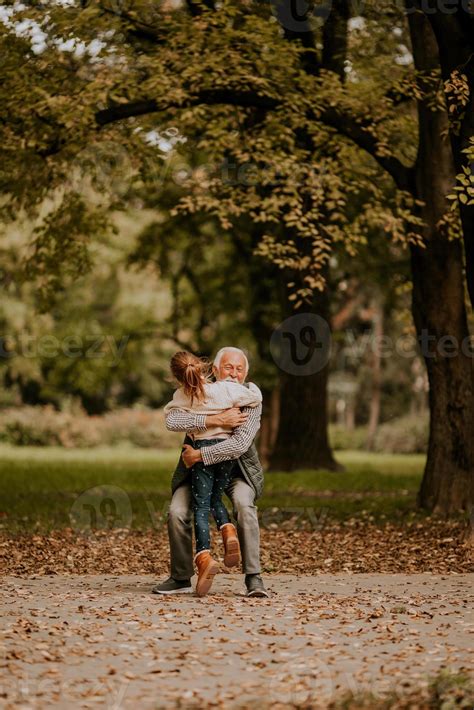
top-left (170, 351), bottom-right (210, 404)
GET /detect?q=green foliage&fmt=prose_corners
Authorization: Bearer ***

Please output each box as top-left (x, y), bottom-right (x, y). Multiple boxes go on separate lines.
top-left (0, 0), bottom-right (429, 305)
top-left (330, 415), bottom-right (428, 455)
top-left (22, 194), bottom-right (108, 310)
top-left (0, 405), bottom-right (182, 448)
top-left (0, 211), bottom-right (177, 412)
top-left (329, 669), bottom-right (474, 709)
top-left (329, 425), bottom-right (369, 451)
top-left (428, 669), bottom-right (474, 710)
top-left (444, 69), bottom-right (470, 135)
top-left (372, 413), bottom-right (428, 454)
top-left (447, 138), bottom-right (474, 208)
top-left (127, 151), bottom-right (282, 388)
top-left (0, 197), bottom-right (280, 410)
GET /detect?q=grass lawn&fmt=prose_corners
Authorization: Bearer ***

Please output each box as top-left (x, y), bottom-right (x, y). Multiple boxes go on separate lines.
top-left (0, 444), bottom-right (429, 534)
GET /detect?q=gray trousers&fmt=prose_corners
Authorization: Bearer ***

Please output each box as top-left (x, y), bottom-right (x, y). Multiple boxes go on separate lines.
top-left (168, 473), bottom-right (261, 579)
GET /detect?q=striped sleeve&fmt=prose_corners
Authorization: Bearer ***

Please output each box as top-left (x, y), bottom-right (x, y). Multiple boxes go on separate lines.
top-left (165, 409), bottom-right (207, 432)
top-left (200, 403), bottom-right (262, 466)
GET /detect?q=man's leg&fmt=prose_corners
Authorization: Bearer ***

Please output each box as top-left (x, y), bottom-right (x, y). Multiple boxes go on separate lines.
top-left (168, 483), bottom-right (194, 580)
top-left (225, 476), bottom-right (261, 575)
top-left (152, 483), bottom-right (194, 594)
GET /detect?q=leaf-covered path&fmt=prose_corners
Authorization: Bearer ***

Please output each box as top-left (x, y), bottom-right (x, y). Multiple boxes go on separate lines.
top-left (1, 573), bottom-right (473, 708)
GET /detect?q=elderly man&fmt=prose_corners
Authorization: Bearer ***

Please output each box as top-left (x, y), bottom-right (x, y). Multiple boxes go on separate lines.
top-left (152, 346), bottom-right (269, 598)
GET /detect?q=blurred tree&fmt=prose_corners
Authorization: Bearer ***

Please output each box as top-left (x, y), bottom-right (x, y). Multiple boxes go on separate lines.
top-left (0, 214), bottom-right (177, 413)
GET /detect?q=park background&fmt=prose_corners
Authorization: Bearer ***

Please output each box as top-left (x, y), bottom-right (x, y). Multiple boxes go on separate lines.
top-left (1, 0), bottom-right (474, 532)
top-left (0, 2), bottom-right (473, 707)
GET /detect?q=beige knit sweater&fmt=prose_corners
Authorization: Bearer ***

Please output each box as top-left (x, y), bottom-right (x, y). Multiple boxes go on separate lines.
top-left (163, 380), bottom-right (262, 440)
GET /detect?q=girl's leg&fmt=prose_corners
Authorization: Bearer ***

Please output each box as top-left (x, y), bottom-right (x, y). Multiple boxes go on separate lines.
top-left (210, 461), bottom-right (235, 529)
top-left (191, 461), bottom-right (220, 597)
top-left (211, 461), bottom-right (240, 568)
top-left (191, 462), bottom-right (214, 555)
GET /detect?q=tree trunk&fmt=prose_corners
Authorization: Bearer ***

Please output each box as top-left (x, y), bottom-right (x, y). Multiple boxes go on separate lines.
top-left (258, 385), bottom-right (280, 469)
top-left (322, 0), bottom-right (350, 81)
top-left (269, 274), bottom-right (341, 471)
top-left (426, 14), bottom-right (474, 309)
top-left (411, 237), bottom-right (474, 513)
top-left (239, 224), bottom-right (339, 471)
top-left (346, 397), bottom-right (356, 430)
top-left (366, 298), bottom-right (384, 451)
top-left (408, 11), bottom-right (474, 514)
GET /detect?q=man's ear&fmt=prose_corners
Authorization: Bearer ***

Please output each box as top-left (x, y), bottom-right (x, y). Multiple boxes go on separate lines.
top-left (212, 365), bottom-right (218, 380)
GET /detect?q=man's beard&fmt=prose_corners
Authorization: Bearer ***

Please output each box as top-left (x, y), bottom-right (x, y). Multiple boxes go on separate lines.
top-left (224, 375), bottom-right (239, 382)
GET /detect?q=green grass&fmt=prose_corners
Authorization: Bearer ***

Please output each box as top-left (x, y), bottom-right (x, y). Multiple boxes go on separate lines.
top-left (0, 443), bottom-right (427, 533)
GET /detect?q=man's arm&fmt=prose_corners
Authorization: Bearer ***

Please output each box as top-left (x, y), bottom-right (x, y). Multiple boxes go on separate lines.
top-left (165, 409), bottom-right (207, 433)
top-left (199, 403), bottom-right (262, 466)
top-left (165, 408), bottom-right (249, 433)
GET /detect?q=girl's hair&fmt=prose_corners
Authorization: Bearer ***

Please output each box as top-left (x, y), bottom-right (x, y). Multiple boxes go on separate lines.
top-left (170, 351), bottom-right (210, 404)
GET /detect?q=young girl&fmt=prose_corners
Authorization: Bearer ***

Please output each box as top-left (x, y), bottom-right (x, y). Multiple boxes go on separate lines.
top-left (164, 351), bottom-right (262, 597)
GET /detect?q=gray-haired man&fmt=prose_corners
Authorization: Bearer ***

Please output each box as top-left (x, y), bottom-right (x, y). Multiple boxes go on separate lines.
top-left (152, 347), bottom-right (269, 598)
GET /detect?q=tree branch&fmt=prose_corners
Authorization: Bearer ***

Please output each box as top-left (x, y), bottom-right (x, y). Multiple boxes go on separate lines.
top-left (322, 0), bottom-right (350, 81)
top-left (95, 91), bottom-right (414, 192)
top-left (270, 0), bottom-right (321, 75)
top-left (423, 8), bottom-right (474, 76)
top-left (186, 0), bottom-right (216, 17)
top-left (317, 106), bottom-right (416, 192)
top-left (95, 90), bottom-right (279, 126)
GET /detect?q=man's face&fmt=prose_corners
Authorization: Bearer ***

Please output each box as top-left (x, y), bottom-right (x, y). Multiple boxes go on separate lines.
top-left (213, 352), bottom-right (247, 384)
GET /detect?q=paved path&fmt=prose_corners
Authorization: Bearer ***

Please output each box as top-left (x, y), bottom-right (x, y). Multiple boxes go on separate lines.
top-left (1, 574), bottom-right (473, 708)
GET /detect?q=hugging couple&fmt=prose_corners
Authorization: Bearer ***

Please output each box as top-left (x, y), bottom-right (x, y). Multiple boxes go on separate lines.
top-left (152, 346), bottom-right (269, 599)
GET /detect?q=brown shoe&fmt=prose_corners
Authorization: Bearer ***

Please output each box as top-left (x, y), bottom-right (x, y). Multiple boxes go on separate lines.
top-left (221, 523), bottom-right (241, 568)
top-left (195, 550), bottom-right (219, 597)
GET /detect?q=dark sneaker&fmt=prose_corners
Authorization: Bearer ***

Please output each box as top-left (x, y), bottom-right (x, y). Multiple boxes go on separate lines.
top-left (152, 577), bottom-right (193, 595)
top-left (245, 574), bottom-right (270, 598)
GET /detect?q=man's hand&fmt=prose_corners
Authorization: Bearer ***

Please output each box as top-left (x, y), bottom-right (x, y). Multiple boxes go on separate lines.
top-left (206, 408), bottom-right (249, 428)
top-left (182, 444), bottom-right (202, 469)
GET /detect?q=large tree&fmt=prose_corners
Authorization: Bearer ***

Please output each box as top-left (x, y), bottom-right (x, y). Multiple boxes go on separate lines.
top-left (398, 8), bottom-right (474, 513)
top-left (1, 0), bottom-right (473, 510)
